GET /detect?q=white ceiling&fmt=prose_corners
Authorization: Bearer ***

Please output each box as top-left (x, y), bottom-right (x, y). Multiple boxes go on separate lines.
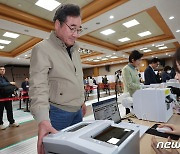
top-left (0, 0), bottom-right (179, 67)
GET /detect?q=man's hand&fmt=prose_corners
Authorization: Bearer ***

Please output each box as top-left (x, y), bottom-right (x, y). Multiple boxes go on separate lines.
top-left (37, 120), bottom-right (58, 154)
top-left (82, 103), bottom-right (87, 117)
top-left (158, 124), bottom-right (180, 135)
top-left (10, 82), bottom-right (16, 85)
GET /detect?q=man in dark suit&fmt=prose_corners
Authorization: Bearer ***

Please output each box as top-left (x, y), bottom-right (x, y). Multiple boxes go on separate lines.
top-left (21, 77), bottom-right (29, 92)
top-left (144, 58), bottom-right (160, 85)
top-left (0, 66), bottom-right (19, 130)
top-left (21, 77), bottom-right (29, 103)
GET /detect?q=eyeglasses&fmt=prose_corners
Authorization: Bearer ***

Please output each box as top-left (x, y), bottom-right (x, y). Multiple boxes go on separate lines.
top-left (64, 22), bottom-right (83, 34)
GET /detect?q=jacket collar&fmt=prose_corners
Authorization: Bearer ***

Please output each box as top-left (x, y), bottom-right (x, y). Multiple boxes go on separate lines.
top-left (128, 63), bottom-right (136, 70)
top-left (49, 31), bottom-right (79, 54)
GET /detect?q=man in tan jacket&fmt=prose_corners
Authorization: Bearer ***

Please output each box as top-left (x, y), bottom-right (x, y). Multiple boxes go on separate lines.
top-left (29, 4), bottom-right (86, 154)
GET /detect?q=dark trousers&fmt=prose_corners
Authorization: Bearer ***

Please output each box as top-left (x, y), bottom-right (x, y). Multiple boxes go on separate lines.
top-left (0, 101), bottom-right (15, 125)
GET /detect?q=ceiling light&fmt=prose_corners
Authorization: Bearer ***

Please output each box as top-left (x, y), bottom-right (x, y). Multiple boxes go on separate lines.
top-left (169, 16), bottom-right (174, 20)
top-left (156, 57), bottom-right (158, 58)
top-left (100, 29), bottom-right (115, 35)
top-left (111, 56), bottom-right (118, 58)
top-left (25, 55), bottom-right (28, 57)
top-left (152, 56), bottom-right (154, 57)
top-left (155, 44), bottom-right (164, 47)
top-left (113, 53), bottom-right (116, 55)
top-left (176, 30), bottom-right (180, 33)
top-left (138, 31), bottom-right (151, 37)
top-left (158, 46), bottom-right (167, 50)
top-left (165, 53), bottom-right (168, 55)
top-left (0, 45), bottom-right (4, 49)
top-left (143, 49), bottom-right (152, 52)
top-left (0, 39), bottom-right (11, 44)
top-left (3, 32), bottom-right (20, 39)
top-left (110, 15), bottom-right (114, 19)
top-left (93, 59), bottom-right (100, 62)
top-left (118, 37), bottom-right (130, 42)
top-left (97, 57), bottom-right (101, 59)
top-left (152, 44), bottom-right (155, 46)
top-left (169, 55), bottom-right (171, 56)
top-left (17, 58), bottom-right (20, 60)
top-left (102, 58), bottom-right (108, 60)
top-left (106, 55), bottom-right (112, 57)
top-left (140, 48), bottom-right (148, 50)
top-left (123, 19), bottom-right (140, 28)
top-left (35, 0), bottom-right (61, 11)
top-left (18, 3), bottom-right (22, 7)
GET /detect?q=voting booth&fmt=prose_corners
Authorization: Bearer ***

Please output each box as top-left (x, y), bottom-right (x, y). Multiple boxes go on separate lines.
top-left (43, 120), bottom-right (140, 154)
top-left (133, 88), bottom-right (173, 122)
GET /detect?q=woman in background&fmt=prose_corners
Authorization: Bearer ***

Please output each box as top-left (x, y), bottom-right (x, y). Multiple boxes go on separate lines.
top-left (161, 66), bottom-right (172, 82)
top-left (122, 50), bottom-right (143, 114)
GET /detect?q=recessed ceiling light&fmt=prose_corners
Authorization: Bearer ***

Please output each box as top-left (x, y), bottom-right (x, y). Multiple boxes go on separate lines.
top-left (123, 19), bottom-right (140, 28)
top-left (152, 44), bottom-right (155, 46)
top-left (102, 58), bottom-right (108, 60)
top-left (0, 39), bottom-right (11, 44)
top-left (138, 31), bottom-right (151, 37)
top-left (106, 55), bottom-right (112, 57)
top-left (176, 30), bottom-right (180, 33)
top-left (165, 53), bottom-right (168, 55)
top-left (3, 32), bottom-right (20, 39)
top-left (35, 0), bottom-right (61, 11)
top-left (93, 59), bottom-right (100, 62)
top-left (111, 56), bottom-right (118, 58)
top-left (143, 49), bottom-right (152, 52)
top-left (118, 37), bottom-right (130, 42)
top-left (0, 45), bottom-right (4, 49)
top-left (110, 15), bottom-right (114, 19)
top-left (100, 29), bottom-right (115, 35)
top-left (152, 56), bottom-right (154, 57)
top-left (140, 48), bottom-right (148, 50)
top-left (169, 16), bottom-right (174, 20)
top-left (155, 44), bottom-right (164, 47)
top-left (158, 46), bottom-right (167, 50)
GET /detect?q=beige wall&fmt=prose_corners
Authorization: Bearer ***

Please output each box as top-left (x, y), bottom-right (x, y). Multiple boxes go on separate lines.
top-left (164, 57), bottom-right (173, 67)
top-left (83, 63), bottom-right (127, 77)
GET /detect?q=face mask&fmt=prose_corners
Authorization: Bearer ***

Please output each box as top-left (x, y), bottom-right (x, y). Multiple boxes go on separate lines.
top-left (167, 70), bottom-right (171, 74)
